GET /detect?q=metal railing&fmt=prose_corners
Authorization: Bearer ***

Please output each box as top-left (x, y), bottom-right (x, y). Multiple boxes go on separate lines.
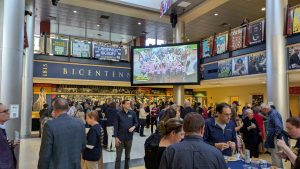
top-left (34, 34), bottom-right (130, 62)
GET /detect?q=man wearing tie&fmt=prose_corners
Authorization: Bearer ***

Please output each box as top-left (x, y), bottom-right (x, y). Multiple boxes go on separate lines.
top-left (0, 103), bottom-right (16, 169)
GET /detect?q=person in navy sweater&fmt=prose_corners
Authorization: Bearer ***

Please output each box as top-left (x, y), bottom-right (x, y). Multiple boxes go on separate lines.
top-left (114, 100), bottom-right (138, 169)
top-left (204, 103), bottom-right (237, 156)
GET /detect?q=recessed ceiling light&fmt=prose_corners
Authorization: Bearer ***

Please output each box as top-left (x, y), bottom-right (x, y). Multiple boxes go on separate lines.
top-left (177, 1), bottom-right (191, 8)
top-left (138, 22), bottom-right (142, 25)
top-left (73, 10), bottom-right (77, 13)
top-left (261, 7), bottom-right (266, 11)
top-left (97, 24), bottom-right (100, 27)
top-left (214, 13), bottom-right (219, 16)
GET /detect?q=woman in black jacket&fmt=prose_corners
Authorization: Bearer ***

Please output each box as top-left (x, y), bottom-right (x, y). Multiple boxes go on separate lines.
top-left (240, 109), bottom-right (261, 158)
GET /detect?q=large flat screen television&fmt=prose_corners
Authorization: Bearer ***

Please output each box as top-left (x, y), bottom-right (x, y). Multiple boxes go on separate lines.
top-left (131, 42), bottom-right (199, 85)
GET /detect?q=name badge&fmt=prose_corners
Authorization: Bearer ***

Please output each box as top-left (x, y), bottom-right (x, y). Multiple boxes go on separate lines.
top-left (128, 115), bottom-right (133, 118)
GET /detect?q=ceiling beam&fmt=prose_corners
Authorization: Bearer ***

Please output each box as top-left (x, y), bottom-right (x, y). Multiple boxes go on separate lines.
top-left (179, 0), bottom-right (229, 23)
top-left (60, 0), bottom-right (170, 24)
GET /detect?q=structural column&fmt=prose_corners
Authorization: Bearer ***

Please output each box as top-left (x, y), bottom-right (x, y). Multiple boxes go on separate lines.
top-left (173, 21), bottom-right (185, 106)
top-left (21, 0), bottom-right (35, 138)
top-left (266, 0), bottom-right (289, 124)
top-left (0, 0), bottom-right (25, 164)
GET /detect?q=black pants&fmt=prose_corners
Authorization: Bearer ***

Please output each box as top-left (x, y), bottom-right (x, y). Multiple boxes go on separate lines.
top-left (245, 144), bottom-right (259, 158)
top-left (150, 117), bottom-right (157, 134)
top-left (135, 117), bottom-right (140, 133)
top-left (146, 115), bottom-right (150, 128)
top-left (115, 140), bottom-right (132, 169)
top-left (139, 119), bottom-right (146, 136)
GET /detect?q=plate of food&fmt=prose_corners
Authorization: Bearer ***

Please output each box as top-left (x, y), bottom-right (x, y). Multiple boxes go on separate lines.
top-left (224, 156), bottom-right (239, 162)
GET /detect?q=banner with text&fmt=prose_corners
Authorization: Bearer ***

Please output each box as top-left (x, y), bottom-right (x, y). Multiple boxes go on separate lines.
top-left (33, 61), bottom-right (131, 82)
top-left (93, 44), bottom-right (123, 61)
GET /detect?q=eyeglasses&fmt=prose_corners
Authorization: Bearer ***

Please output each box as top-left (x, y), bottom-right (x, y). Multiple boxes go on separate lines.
top-left (0, 109), bottom-right (9, 114)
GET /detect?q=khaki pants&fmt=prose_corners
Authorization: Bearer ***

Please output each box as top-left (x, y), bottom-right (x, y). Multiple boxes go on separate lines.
top-left (106, 126), bottom-right (115, 150)
top-left (85, 161), bottom-right (98, 169)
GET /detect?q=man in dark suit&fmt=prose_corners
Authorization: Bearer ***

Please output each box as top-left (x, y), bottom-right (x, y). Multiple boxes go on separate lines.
top-left (38, 98), bottom-right (86, 169)
top-left (0, 103), bottom-right (17, 169)
top-left (290, 48), bottom-right (300, 68)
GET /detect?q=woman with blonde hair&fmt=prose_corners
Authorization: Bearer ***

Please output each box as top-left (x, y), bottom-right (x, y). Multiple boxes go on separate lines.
top-left (82, 111), bottom-right (102, 169)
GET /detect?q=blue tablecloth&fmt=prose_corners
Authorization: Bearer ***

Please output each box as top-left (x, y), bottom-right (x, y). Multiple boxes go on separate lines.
top-left (227, 160), bottom-right (271, 169)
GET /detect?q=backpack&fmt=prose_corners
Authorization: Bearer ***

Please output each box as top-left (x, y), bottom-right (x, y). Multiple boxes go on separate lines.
top-left (144, 130), bottom-right (162, 169)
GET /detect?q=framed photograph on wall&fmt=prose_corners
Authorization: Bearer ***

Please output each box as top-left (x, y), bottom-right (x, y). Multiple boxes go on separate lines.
top-left (218, 59), bottom-right (232, 78)
top-left (251, 94), bottom-right (264, 107)
top-left (248, 51), bottom-right (267, 74)
top-left (288, 45), bottom-right (300, 69)
top-left (232, 56), bottom-right (248, 76)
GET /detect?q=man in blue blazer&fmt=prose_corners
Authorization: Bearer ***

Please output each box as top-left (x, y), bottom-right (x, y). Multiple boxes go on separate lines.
top-left (38, 98), bottom-right (86, 169)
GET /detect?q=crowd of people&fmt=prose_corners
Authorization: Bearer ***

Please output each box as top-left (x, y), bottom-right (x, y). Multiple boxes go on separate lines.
top-left (2, 97), bottom-right (300, 169)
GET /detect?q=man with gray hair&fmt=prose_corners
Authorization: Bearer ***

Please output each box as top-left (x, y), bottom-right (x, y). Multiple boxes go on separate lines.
top-left (180, 101), bottom-right (196, 119)
top-left (38, 98), bottom-right (86, 169)
top-left (260, 103), bottom-right (284, 168)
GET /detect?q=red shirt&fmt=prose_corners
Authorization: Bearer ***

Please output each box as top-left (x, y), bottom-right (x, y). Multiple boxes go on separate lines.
top-left (253, 113), bottom-right (265, 140)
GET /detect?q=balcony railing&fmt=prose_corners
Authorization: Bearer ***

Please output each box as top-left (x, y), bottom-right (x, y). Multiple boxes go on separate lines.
top-left (34, 34), bottom-right (130, 62)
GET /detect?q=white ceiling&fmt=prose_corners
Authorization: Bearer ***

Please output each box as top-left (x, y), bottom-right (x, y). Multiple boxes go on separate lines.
top-left (105, 0), bottom-right (162, 11)
top-left (50, 23), bottom-right (135, 43)
top-left (34, 0), bottom-right (300, 43)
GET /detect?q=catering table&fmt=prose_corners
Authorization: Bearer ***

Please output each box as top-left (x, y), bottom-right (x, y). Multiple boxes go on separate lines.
top-left (227, 160), bottom-right (271, 169)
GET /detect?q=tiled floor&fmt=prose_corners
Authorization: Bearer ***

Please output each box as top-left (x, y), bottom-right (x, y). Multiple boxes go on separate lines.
top-left (19, 127), bottom-right (152, 169)
top-left (18, 127), bottom-right (294, 169)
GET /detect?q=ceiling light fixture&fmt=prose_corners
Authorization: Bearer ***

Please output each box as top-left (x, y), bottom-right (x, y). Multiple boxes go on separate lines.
top-left (261, 7), bottom-right (266, 11)
top-left (214, 13), bottom-right (219, 16)
top-left (97, 24), bottom-right (100, 27)
top-left (73, 10), bottom-right (77, 13)
top-left (138, 22), bottom-right (142, 25)
top-left (177, 1), bottom-right (191, 8)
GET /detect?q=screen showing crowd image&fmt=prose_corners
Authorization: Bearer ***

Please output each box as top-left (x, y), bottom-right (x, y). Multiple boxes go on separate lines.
top-left (132, 44), bottom-right (199, 85)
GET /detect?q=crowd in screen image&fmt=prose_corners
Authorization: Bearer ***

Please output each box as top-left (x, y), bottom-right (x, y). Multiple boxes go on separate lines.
top-left (133, 44), bottom-right (198, 84)
top-left (2, 96), bottom-right (300, 169)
